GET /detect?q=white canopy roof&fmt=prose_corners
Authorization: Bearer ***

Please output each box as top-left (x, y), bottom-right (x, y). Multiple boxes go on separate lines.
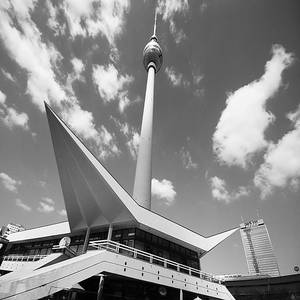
top-left (9, 103), bottom-right (238, 254)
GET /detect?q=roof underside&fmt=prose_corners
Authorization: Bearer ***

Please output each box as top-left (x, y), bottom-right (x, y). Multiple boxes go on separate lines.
top-left (10, 103), bottom-right (238, 253)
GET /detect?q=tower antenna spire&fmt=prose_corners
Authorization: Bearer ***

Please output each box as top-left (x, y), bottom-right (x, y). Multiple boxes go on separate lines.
top-left (153, 9), bottom-right (157, 37)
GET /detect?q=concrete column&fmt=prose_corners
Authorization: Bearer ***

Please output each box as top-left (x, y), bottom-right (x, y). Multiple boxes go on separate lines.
top-left (82, 227), bottom-right (91, 253)
top-left (180, 289), bottom-right (183, 300)
top-left (96, 275), bottom-right (104, 300)
top-left (107, 224), bottom-right (113, 240)
top-left (133, 66), bottom-right (155, 210)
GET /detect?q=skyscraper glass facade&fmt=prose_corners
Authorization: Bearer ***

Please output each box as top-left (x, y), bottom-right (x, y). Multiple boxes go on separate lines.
top-left (240, 219), bottom-right (280, 277)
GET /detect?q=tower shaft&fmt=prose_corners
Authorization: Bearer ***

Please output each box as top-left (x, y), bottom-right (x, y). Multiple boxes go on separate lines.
top-left (133, 66), bottom-right (155, 209)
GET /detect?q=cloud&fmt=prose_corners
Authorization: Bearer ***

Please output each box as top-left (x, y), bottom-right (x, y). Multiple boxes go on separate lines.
top-left (165, 66), bottom-right (189, 87)
top-left (200, 1), bottom-right (208, 13)
top-left (0, 1), bottom-right (66, 111)
top-left (58, 208), bottom-right (67, 216)
top-left (210, 176), bottom-right (249, 204)
top-left (157, 0), bottom-right (189, 43)
top-left (0, 172), bottom-right (21, 193)
top-left (0, 90), bottom-right (29, 130)
top-left (254, 105), bottom-right (300, 198)
top-left (46, 0), bottom-right (62, 36)
top-left (126, 131), bottom-right (140, 159)
top-left (16, 198), bottom-right (31, 211)
top-left (93, 64), bottom-right (133, 104)
top-left (38, 201), bottom-right (55, 213)
top-left (213, 45), bottom-right (294, 168)
top-left (71, 57), bottom-right (85, 79)
top-left (39, 181), bottom-right (47, 188)
top-left (112, 117), bottom-right (139, 159)
top-left (0, 2), bottom-right (119, 160)
top-left (1, 69), bottom-right (15, 82)
top-left (192, 73), bottom-right (204, 85)
top-left (180, 147), bottom-right (198, 169)
top-left (61, 0), bottom-right (130, 47)
top-left (151, 178), bottom-right (176, 205)
top-left (42, 197), bottom-right (55, 205)
top-left (119, 94), bottom-right (130, 113)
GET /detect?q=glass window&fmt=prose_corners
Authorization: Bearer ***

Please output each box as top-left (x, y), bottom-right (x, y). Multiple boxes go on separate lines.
top-left (40, 248), bottom-right (47, 255)
top-left (128, 240), bottom-right (134, 248)
top-left (162, 240), bottom-right (169, 248)
top-left (77, 245), bottom-right (83, 253)
top-left (145, 233), bottom-right (151, 242)
top-left (136, 229), bottom-right (145, 240)
top-left (152, 235), bottom-right (158, 244)
top-left (70, 245), bottom-right (78, 252)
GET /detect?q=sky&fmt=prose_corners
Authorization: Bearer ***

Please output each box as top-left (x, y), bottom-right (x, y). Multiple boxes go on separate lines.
top-left (0, 0), bottom-right (299, 276)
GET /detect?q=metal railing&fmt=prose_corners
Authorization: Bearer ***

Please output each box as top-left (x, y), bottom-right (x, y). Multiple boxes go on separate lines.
top-left (2, 254), bottom-right (47, 262)
top-left (89, 240), bottom-right (222, 284)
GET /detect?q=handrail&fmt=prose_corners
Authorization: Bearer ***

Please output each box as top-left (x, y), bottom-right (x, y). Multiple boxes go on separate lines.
top-left (89, 240), bottom-right (222, 284)
top-left (2, 254), bottom-right (48, 262)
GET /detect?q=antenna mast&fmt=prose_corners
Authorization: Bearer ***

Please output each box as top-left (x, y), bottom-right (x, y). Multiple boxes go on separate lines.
top-left (153, 9), bottom-right (157, 37)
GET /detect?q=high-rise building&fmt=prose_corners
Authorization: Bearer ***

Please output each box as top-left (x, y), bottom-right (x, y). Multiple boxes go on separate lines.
top-left (1, 223), bottom-right (25, 238)
top-left (240, 219), bottom-right (280, 277)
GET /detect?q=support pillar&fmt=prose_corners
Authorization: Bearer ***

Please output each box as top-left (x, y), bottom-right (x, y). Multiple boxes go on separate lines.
top-left (96, 275), bottom-right (104, 300)
top-left (180, 289), bottom-right (183, 300)
top-left (107, 224), bottom-right (113, 240)
top-left (82, 227), bottom-right (90, 253)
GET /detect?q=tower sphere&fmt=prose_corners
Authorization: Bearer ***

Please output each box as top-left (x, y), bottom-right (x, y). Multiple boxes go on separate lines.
top-left (143, 36), bottom-right (163, 72)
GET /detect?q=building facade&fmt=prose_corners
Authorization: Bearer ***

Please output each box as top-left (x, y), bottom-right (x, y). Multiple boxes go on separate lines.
top-left (240, 219), bottom-right (280, 277)
top-left (0, 223), bottom-right (25, 238)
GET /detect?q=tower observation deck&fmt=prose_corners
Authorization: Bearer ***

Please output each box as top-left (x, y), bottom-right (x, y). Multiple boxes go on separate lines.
top-left (133, 11), bottom-right (163, 209)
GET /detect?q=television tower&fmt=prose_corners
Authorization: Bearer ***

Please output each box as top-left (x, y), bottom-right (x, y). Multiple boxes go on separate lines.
top-left (133, 10), bottom-right (163, 210)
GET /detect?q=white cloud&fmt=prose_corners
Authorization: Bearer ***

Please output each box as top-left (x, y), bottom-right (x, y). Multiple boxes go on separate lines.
top-left (71, 57), bottom-right (85, 78)
top-left (151, 178), bottom-right (176, 205)
top-left (213, 45), bottom-right (294, 168)
top-left (119, 94), bottom-right (130, 113)
top-left (0, 1), bottom-right (66, 110)
top-left (210, 176), bottom-right (249, 204)
top-left (38, 201), bottom-right (55, 213)
top-left (0, 1), bottom-right (125, 162)
top-left (165, 66), bottom-right (189, 87)
top-left (42, 197), bottom-right (55, 205)
top-left (127, 131), bottom-right (140, 159)
top-left (39, 181), bottom-right (47, 188)
top-left (62, 0), bottom-right (130, 47)
top-left (254, 105), bottom-right (300, 198)
top-left (112, 117), bottom-right (139, 159)
top-left (62, 101), bottom-right (121, 160)
top-left (0, 90), bottom-right (29, 130)
top-left (58, 208), bottom-right (67, 216)
top-left (157, 0), bottom-right (189, 43)
top-left (0, 172), bottom-right (21, 193)
top-left (200, 1), bottom-right (208, 13)
top-left (1, 69), bottom-right (15, 82)
top-left (180, 147), bottom-right (198, 169)
top-left (46, 0), bottom-right (62, 36)
top-left (16, 198), bottom-right (32, 211)
top-left (193, 73), bottom-right (204, 85)
top-left (93, 64), bottom-right (133, 104)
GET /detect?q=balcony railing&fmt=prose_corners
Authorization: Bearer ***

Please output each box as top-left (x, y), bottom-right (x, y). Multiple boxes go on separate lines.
top-left (89, 239), bottom-right (222, 284)
top-left (2, 254), bottom-right (47, 262)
